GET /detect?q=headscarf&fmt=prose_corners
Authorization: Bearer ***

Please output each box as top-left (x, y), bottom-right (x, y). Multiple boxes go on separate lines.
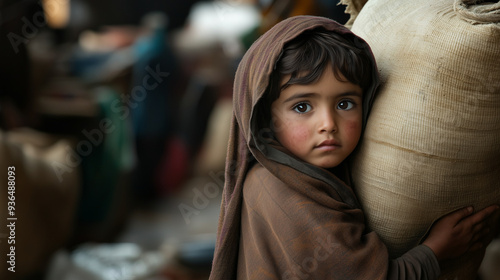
top-left (209, 15), bottom-right (379, 279)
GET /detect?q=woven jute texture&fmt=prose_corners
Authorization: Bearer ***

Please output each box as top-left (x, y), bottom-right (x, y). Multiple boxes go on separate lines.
top-left (349, 0), bottom-right (500, 279)
top-left (339, 0), bottom-right (368, 28)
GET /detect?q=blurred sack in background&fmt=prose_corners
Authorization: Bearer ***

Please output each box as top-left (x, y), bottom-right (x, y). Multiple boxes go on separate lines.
top-left (0, 129), bottom-right (80, 279)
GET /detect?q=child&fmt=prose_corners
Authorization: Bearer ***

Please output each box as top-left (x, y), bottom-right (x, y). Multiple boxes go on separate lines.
top-left (209, 15), bottom-right (498, 279)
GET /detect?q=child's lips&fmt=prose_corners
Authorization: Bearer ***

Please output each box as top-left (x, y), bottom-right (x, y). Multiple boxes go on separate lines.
top-left (316, 139), bottom-right (341, 150)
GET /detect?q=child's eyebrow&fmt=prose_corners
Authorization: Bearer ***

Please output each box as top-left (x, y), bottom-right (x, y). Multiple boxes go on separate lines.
top-left (282, 91), bottom-right (362, 104)
top-left (338, 91), bottom-right (363, 98)
top-left (283, 93), bottom-right (317, 103)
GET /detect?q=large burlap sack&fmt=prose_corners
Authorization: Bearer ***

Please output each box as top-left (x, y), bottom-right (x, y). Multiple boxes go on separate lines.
top-left (340, 0), bottom-right (368, 28)
top-left (347, 0), bottom-right (500, 279)
top-left (0, 128), bottom-right (80, 279)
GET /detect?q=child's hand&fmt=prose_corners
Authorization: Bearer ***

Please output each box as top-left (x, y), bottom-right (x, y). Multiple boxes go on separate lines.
top-left (422, 205), bottom-right (500, 262)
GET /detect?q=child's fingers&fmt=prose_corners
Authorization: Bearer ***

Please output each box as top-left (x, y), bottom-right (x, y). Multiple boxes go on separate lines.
top-left (471, 221), bottom-right (486, 236)
top-left (471, 226), bottom-right (490, 243)
top-left (445, 206), bottom-right (475, 224)
top-left (469, 227), bottom-right (493, 252)
top-left (466, 205), bottom-right (500, 226)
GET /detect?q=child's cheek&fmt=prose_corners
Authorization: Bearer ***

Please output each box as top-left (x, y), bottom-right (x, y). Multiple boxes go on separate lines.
top-left (343, 120), bottom-right (363, 142)
top-left (291, 125), bottom-right (310, 143)
top-left (283, 123), bottom-right (310, 148)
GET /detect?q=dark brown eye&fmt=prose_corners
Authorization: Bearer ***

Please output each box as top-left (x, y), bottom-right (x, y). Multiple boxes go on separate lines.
top-left (293, 103), bottom-right (311, 113)
top-left (337, 100), bottom-right (354, 110)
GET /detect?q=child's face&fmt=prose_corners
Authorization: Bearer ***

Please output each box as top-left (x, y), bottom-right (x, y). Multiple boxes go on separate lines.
top-left (271, 66), bottom-right (363, 169)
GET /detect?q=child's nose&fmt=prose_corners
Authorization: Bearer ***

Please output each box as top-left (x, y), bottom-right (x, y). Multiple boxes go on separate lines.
top-left (318, 110), bottom-right (337, 133)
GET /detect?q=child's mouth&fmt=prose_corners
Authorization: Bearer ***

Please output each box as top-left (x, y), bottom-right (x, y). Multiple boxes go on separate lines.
top-left (316, 139), bottom-right (341, 150)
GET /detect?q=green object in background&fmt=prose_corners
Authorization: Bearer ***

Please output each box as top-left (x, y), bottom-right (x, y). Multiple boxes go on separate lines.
top-left (78, 87), bottom-right (135, 223)
top-left (240, 24), bottom-right (261, 51)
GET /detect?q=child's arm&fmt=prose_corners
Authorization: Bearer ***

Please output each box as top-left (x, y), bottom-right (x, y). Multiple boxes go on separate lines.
top-left (422, 205), bottom-right (499, 262)
top-left (388, 205), bottom-right (499, 279)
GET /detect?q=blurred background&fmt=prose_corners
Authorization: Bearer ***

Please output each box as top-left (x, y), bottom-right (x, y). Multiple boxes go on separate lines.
top-left (0, 0), bottom-right (350, 279)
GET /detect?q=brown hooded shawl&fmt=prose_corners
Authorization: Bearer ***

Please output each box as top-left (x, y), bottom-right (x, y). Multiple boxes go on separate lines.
top-left (209, 16), bottom-right (440, 280)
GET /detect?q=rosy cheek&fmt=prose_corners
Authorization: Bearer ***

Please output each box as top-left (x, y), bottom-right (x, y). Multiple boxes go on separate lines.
top-left (281, 124), bottom-right (310, 148)
top-left (343, 120), bottom-right (362, 141)
top-left (291, 126), bottom-right (310, 142)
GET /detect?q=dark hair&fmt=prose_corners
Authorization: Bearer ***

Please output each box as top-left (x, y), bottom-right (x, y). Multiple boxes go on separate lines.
top-left (258, 28), bottom-right (375, 130)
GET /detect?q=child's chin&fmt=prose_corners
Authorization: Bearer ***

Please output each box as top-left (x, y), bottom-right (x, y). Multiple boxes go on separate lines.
top-left (313, 161), bottom-right (341, 169)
